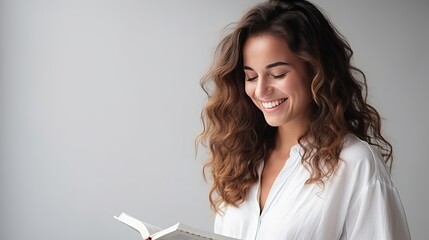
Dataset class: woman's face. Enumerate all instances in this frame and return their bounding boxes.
[243,34,312,128]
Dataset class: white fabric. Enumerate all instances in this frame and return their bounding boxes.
[214,134,411,240]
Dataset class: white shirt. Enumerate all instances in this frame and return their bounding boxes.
[214,134,411,240]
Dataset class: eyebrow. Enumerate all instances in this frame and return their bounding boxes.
[243,61,291,71]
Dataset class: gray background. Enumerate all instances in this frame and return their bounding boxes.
[0,0,427,239]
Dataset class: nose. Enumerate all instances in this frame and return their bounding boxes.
[255,77,273,98]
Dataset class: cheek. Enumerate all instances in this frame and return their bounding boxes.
[300,81,312,101]
[288,79,311,99]
[244,83,254,98]
[244,84,260,107]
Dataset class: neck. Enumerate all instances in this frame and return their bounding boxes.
[275,120,307,154]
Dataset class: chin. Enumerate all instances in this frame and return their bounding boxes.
[264,118,283,127]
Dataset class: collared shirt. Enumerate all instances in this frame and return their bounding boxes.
[214,135,411,240]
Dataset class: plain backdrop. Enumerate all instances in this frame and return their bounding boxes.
[0,0,428,239]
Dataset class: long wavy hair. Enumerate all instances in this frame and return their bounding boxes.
[197,0,392,212]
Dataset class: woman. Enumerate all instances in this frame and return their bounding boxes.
[198,0,411,239]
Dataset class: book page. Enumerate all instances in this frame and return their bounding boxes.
[176,223,238,240]
[114,212,150,238]
[115,212,238,240]
[144,221,162,236]
[152,223,238,240]
[156,231,219,240]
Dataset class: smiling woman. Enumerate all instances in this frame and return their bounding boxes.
[243,34,313,211]
[197,0,411,239]
[243,34,312,133]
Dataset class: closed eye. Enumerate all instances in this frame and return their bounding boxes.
[246,76,258,81]
[271,73,287,79]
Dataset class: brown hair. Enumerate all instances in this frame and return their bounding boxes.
[197,0,392,212]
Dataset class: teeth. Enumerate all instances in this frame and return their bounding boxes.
[262,99,286,109]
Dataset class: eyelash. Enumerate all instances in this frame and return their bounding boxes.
[271,73,286,79]
[245,73,287,81]
[246,76,257,81]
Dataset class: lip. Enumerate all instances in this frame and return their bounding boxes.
[261,98,287,110]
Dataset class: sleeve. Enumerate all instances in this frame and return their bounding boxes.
[344,180,411,240]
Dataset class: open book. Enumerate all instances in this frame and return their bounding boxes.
[114,212,238,240]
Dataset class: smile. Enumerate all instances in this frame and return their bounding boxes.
[262,98,286,109]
